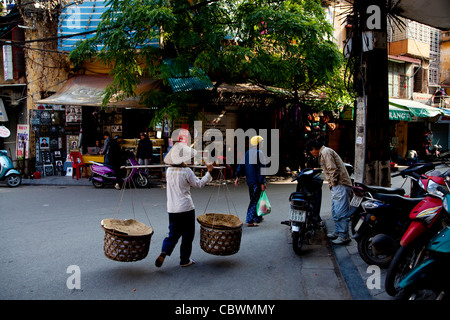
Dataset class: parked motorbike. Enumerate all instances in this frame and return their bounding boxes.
[353,193,424,268]
[89,157,149,188]
[349,163,441,267]
[426,142,443,162]
[281,167,323,254]
[396,224,450,300]
[0,150,21,187]
[385,172,450,296]
[350,162,437,232]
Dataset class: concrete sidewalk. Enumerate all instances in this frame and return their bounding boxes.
[21,175,164,188]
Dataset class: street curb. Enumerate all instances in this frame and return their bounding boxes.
[21,178,165,188]
[323,219,373,300]
[331,243,373,300]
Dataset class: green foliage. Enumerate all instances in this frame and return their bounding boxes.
[69,0,350,123]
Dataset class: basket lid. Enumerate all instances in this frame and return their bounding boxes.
[197,213,243,229]
[101,219,153,236]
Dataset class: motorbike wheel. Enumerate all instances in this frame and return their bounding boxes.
[134,173,149,188]
[356,230,395,268]
[385,245,421,296]
[395,287,447,300]
[6,174,21,187]
[292,231,303,254]
[92,179,104,188]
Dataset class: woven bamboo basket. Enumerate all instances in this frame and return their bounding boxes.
[197,213,243,256]
[101,219,153,262]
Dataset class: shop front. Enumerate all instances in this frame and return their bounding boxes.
[33,75,164,177]
[389,98,447,163]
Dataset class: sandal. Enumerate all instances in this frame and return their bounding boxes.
[246,223,259,227]
[155,252,166,268]
[180,259,196,267]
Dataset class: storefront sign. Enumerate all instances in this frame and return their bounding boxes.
[389,107,412,121]
[0,125,10,138]
[2,45,13,80]
[16,124,29,159]
[0,99,8,122]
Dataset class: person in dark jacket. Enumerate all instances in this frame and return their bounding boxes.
[136,132,153,173]
[234,135,266,227]
[102,132,113,165]
[102,132,122,189]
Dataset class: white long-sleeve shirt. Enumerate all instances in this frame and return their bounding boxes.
[166,166,212,213]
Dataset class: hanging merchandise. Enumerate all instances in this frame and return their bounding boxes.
[197,169,243,256]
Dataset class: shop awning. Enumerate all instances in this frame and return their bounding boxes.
[37,75,161,108]
[389,98,443,119]
[389,104,412,121]
[438,108,450,123]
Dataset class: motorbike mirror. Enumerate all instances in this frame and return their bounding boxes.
[437,186,449,195]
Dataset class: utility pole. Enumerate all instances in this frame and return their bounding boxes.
[352,0,391,187]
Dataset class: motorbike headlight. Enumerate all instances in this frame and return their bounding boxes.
[362,200,382,211]
[427,180,448,196]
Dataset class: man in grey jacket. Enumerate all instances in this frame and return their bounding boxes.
[306,139,352,244]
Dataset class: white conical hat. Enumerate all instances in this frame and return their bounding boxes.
[164,142,198,165]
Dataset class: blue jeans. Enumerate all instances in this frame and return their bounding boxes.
[161,210,195,264]
[246,184,263,224]
[331,184,352,237]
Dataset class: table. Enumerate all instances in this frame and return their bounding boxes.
[82,155,104,175]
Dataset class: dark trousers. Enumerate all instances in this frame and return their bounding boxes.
[246,184,263,224]
[161,210,195,264]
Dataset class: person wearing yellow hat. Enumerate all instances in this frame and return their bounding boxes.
[250,135,264,147]
[155,143,214,268]
[234,135,266,227]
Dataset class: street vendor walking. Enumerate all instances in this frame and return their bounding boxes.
[305,139,352,245]
[155,143,213,268]
[234,135,266,227]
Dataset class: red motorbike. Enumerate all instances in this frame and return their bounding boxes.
[385,172,450,296]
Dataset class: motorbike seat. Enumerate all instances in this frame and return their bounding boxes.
[289,192,312,209]
[361,184,405,196]
[373,193,424,211]
[289,192,312,201]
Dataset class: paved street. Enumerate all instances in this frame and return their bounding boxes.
[2,170,420,303]
[0,176,356,302]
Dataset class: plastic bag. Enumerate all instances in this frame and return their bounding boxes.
[257,191,272,216]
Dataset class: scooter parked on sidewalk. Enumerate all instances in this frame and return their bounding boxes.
[396,224,450,300]
[281,167,323,254]
[90,157,149,188]
[350,163,442,267]
[0,150,21,187]
[385,172,450,296]
[349,162,437,235]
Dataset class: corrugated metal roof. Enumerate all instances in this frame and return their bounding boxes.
[164,59,214,92]
[58,0,159,52]
[168,76,214,93]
